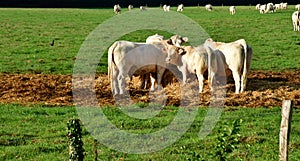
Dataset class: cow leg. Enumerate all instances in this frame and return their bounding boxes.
[196,71,205,93]
[112,69,119,95]
[156,67,165,90]
[232,71,241,94]
[178,66,188,85]
[117,72,126,95]
[150,73,156,91]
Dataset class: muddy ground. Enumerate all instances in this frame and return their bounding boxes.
[0,70,299,108]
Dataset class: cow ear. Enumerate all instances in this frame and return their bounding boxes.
[166,39,173,45]
[179,48,186,55]
[182,37,188,43]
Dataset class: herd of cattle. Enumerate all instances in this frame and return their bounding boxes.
[114,4,300,31]
[108,34,252,96]
[108,4,300,97]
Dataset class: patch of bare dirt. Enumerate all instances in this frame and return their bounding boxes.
[0,70,299,108]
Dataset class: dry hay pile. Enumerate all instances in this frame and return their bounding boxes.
[0,70,299,108]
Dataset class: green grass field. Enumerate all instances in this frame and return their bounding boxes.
[1,104,300,160]
[0,6,300,160]
[0,7,299,74]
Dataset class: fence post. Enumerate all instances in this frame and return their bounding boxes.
[279,100,293,161]
[67,119,85,161]
[94,139,98,161]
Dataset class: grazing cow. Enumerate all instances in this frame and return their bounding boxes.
[292,11,300,31]
[282,3,288,9]
[205,4,213,11]
[163,4,170,12]
[256,4,261,10]
[204,38,253,94]
[128,5,133,10]
[296,4,300,10]
[165,44,212,93]
[259,4,266,14]
[229,6,236,15]
[108,40,185,95]
[275,4,281,10]
[265,3,275,13]
[114,4,121,14]
[140,6,146,11]
[139,34,187,89]
[177,4,184,12]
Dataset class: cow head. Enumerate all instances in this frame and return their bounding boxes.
[167,35,188,47]
[165,45,186,65]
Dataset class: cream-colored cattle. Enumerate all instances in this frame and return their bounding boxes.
[165,44,211,93]
[229,6,236,15]
[205,4,213,11]
[256,4,261,10]
[177,4,184,12]
[128,5,133,10]
[163,4,170,12]
[204,38,253,94]
[108,39,185,95]
[292,11,300,31]
[295,4,300,10]
[114,4,121,14]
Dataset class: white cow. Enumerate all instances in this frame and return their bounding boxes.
[114,4,121,14]
[140,34,187,89]
[108,38,185,95]
[256,4,261,10]
[259,4,267,14]
[265,3,275,13]
[275,4,281,10]
[163,4,170,12]
[292,11,300,31]
[205,4,213,11]
[204,38,253,94]
[140,6,146,11]
[128,5,133,10]
[229,6,236,15]
[165,44,211,93]
[177,4,184,12]
[295,4,300,10]
[282,3,288,9]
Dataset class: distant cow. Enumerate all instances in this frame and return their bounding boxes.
[296,4,300,10]
[259,4,266,14]
[128,5,133,10]
[140,6,146,11]
[265,3,275,13]
[292,11,300,31]
[229,6,236,15]
[282,3,288,9]
[205,4,213,11]
[114,4,121,14]
[177,4,184,12]
[204,38,253,94]
[256,4,261,10]
[163,4,170,12]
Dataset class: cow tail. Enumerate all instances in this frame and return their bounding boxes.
[108,41,119,93]
[240,39,251,92]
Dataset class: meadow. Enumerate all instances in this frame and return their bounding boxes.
[0,6,299,74]
[0,6,300,160]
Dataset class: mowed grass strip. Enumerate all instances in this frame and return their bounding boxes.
[0,7,299,74]
[0,104,300,160]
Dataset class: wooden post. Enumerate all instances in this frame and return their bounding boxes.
[94,139,98,161]
[279,100,293,161]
